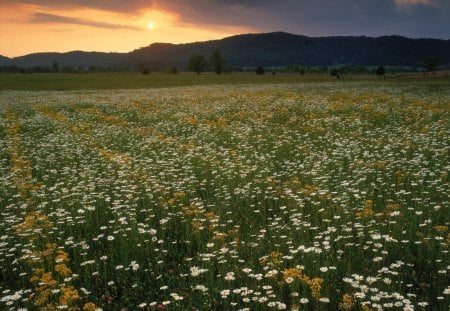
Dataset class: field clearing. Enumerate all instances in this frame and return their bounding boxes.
[1,72,449,91]
[0,80,449,310]
[0,73,336,91]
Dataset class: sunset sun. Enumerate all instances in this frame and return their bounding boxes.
[147,22,155,30]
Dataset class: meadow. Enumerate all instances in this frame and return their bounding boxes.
[0,72,447,91]
[0,77,448,310]
[0,72,339,91]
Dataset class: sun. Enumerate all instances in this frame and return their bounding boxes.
[147,22,155,30]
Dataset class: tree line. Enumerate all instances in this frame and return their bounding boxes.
[188,49,227,74]
[0,51,440,74]
[0,63,131,74]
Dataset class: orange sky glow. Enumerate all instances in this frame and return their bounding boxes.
[1,0,448,58]
[0,3,254,57]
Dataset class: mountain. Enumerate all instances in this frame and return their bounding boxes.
[1,32,449,70]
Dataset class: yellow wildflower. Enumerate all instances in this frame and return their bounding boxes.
[356,208,374,218]
[173,192,186,199]
[59,286,80,306]
[55,263,72,276]
[434,226,448,232]
[339,293,354,310]
[83,302,97,311]
[40,272,57,288]
[306,277,323,299]
[55,250,70,263]
[364,200,373,209]
[204,211,217,221]
[282,268,303,281]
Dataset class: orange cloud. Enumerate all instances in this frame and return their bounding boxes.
[0,2,251,57]
[1,0,448,57]
[31,12,142,30]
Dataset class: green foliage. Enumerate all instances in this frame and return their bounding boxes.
[424,56,439,72]
[256,67,265,75]
[376,66,386,76]
[62,66,77,73]
[51,62,59,73]
[329,68,339,76]
[188,55,208,74]
[354,66,370,74]
[209,49,226,75]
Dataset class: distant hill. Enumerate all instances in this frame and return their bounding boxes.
[0,55,11,65]
[1,32,449,70]
[12,51,124,68]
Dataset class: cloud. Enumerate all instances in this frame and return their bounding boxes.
[3,0,450,38]
[158,0,450,38]
[3,0,154,13]
[31,12,142,30]
[394,0,433,5]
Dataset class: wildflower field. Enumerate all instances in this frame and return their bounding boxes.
[0,79,449,310]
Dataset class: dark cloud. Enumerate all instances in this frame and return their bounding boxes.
[31,12,142,31]
[4,0,450,38]
[162,0,450,38]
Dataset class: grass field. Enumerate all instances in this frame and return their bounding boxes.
[0,72,332,91]
[1,72,449,91]
[0,77,449,310]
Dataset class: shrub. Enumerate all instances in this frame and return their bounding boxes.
[188,55,207,74]
[210,50,226,75]
[376,66,386,76]
[329,68,339,76]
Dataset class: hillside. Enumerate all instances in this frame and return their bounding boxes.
[1,32,449,70]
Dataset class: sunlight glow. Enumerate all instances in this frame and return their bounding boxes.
[0,5,252,57]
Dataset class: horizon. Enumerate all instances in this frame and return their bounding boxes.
[1,0,449,58]
[1,31,449,59]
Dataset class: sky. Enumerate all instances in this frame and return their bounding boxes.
[1,0,449,57]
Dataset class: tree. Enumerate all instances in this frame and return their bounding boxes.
[88,65,97,73]
[62,66,75,73]
[376,66,386,76]
[355,66,369,74]
[424,56,439,72]
[256,67,265,75]
[329,68,339,76]
[138,63,150,74]
[52,62,59,73]
[188,55,207,74]
[210,49,226,74]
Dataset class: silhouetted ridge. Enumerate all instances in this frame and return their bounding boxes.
[1,32,449,69]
